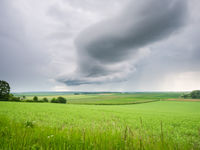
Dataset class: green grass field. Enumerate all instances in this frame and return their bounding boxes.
[1,93,200,149]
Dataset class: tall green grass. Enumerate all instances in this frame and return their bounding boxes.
[0,101,200,149]
[0,116,197,150]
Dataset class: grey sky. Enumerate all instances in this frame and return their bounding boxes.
[0,0,200,92]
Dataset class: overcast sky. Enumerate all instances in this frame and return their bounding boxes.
[0,0,200,92]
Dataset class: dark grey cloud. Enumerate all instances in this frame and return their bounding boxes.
[58,0,188,86]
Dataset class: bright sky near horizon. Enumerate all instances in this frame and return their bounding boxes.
[0,0,200,92]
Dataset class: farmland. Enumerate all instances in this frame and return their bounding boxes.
[0,93,200,149]
[14,92,182,105]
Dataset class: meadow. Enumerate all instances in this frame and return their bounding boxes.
[0,93,200,149]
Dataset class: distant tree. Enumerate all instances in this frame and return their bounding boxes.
[42,97,48,102]
[51,98,57,103]
[51,97,67,104]
[181,90,200,99]
[57,97,67,103]
[181,93,190,99]
[33,96,38,102]
[0,80,10,101]
[190,90,200,99]
[22,96,26,100]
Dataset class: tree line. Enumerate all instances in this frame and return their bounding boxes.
[0,80,67,104]
[181,90,200,99]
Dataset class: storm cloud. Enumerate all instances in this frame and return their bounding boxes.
[58,0,188,86]
[1,0,200,92]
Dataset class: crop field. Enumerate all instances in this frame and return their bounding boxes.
[1,93,200,149]
[14,92,183,105]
